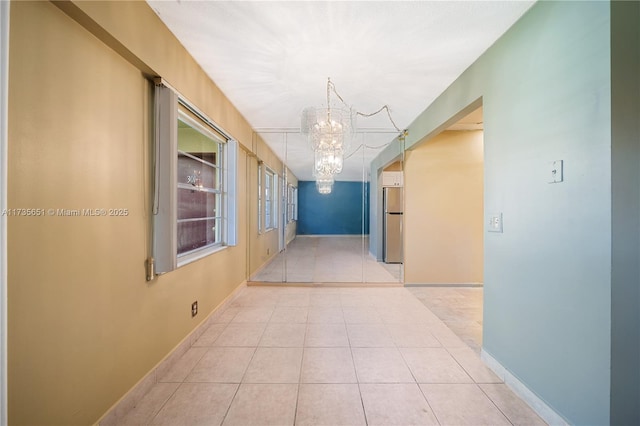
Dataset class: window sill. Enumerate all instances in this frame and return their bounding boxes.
[177,244,227,268]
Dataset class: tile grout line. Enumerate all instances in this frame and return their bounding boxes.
[343,300,369,426]
[476,384,518,426]
[145,310,237,425]
[396,343,443,426]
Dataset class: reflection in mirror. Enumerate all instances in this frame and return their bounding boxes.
[249,130,403,285]
[363,135,404,284]
[378,157,404,283]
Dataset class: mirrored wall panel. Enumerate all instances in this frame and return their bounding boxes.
[249,130,403,285]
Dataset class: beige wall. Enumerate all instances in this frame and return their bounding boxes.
[384,161,403,171]
[404,130,484,284]
[7,2,288,424]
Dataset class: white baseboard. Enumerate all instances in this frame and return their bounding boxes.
[97,281,248,425]
[481,349,570,426]
[404,283,483,287]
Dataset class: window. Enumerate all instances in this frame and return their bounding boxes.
[287,184,297,223]
[177,112,222,255]
[257,163,262,234]
[264,168,276,230]
[153,83,237,273]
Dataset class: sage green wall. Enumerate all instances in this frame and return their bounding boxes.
[480,4,611,423]
[372,1,638,424]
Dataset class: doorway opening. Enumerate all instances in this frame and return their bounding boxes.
[403,105,485,353]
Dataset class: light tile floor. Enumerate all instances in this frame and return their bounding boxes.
[250,236,403,283]
[408,287,483,354]
[117,286,547,425]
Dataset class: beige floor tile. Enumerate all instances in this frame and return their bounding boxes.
[346,324,395,347]
[376,308,425,324]
[342,307,382,323]
[259,323,306,347]
[448,346,502,383]
[270,307,308,323]
[212,307,241,324]
[431,323,469,348]
[352,347,414,383]
[213,323,266,347]
[420,383,511,425]
[243,347,303,383]
[304,324,349,347]
[295,384,366,426]
[360,383,439,426]
[222,383,297,426]
[307,307,344,323]
[192,323,227,347]
[276,294,310,307]
[400,347,473,384]
[480,384,547,426]
[230,307,274,323]
[300,347,357,383]
[116,383,179,426]
[150,383,238,426]
[186,347,255,383]
[386,323,442,348]
[231,292,276,308]
[309,293,341,307]
[340,295,374,308]
[158,347,208,383]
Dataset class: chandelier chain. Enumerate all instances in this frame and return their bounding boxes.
[326,78,400,132]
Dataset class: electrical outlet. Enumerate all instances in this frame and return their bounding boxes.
[191,301,198,317]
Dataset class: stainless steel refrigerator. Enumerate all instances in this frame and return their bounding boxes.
[384,187,403,263]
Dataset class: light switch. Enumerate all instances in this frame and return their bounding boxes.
[488,213,503,233]
[549,160,563,183]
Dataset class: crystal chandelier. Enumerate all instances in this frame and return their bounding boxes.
[301,77,403,194]
[301,78,355,194]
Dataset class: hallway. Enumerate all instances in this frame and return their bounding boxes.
[107,286,545,425]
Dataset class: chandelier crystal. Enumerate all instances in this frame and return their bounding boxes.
[302,107,355,153]
[315,173,334,195]
[314,147,343,175]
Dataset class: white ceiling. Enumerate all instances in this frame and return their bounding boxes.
[147,1,534,181]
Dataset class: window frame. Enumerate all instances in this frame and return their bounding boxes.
[264,167,276,231]
[175,109,224,264]
[287,184,298,223]
[257,162,263,234]
[153,82,237,274]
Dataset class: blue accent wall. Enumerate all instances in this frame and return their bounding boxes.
[298,181,369,235]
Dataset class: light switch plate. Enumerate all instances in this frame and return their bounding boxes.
[488,212,503,233]
[549,160,563,183]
